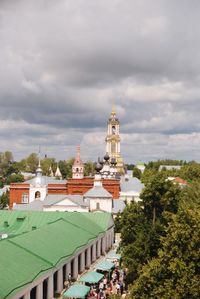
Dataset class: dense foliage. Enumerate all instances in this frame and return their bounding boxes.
[0,150,95,185]
[116,160,200,298]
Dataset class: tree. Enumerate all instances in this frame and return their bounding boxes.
[140,173,181,227]
[5,173,24,185]
[129,200,200,299]
[41,157,56,176]
[0,151,14,176]
[0,191,9,209]
[114,212,122,233]
[26,153,38,173]
[178,161,200,182]
[84,161,95,176]
[120,202,161,283]
[132,167,142,179]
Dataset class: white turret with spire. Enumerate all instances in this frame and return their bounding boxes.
[29,153,47,203]
[55,164,62,180]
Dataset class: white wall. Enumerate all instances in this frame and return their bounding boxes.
[90,198,112,212]
[29,186,47,203]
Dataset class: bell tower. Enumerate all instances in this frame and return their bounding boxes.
[105,106,125,175]
[72,145,84,179]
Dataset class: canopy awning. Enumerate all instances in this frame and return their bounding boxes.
[63,284,90,298]
[95,260,115,271]
[80,271,104,283]
[106,250,121,260]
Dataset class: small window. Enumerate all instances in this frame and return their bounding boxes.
[112,126,116,134]
[21,193,29,203]
[35,191,41,199]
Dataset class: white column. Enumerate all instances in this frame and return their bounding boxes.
[24,292,30,299]
[47,275,54,299]
[102,237,106,254]
[57,268,63,293]
[73,256,78,279]
[65,262,71,280]
[97,240,101,258]
[36,283,43,299]
[80,251,85,272]
[111,231,114,246]
[86,247,91,268]
[92,243,96,262]
[109,233,112,248]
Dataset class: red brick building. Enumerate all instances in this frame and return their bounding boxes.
[9,177,120,208]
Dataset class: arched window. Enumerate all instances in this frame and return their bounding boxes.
[112,126,116,134]
[35,191,41,199]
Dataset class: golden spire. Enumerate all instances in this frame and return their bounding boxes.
[111,101,116,116]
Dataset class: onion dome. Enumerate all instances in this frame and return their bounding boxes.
[111,157,117,165]
[99,158,104,165]
[95,161,103,173]
[104,153,110,161]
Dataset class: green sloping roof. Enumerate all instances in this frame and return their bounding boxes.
[80,271,104,283]
[0,240,51,299]
[82,213,113,231]
[63,284,90,298]
[10,219,97,266]
[95,260,115,271]
[0,211,113,299]
[0,211,113,238]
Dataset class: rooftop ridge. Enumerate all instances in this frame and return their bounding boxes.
[8,238,54,267]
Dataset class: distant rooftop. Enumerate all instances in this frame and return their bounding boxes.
[159,165,181,171]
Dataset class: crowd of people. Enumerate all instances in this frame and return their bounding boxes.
[61,256,127,298]
[87,266,127,299]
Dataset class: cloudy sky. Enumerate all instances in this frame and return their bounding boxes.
[0,0,200,163]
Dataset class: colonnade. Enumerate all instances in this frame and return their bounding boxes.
[14,229,114,299]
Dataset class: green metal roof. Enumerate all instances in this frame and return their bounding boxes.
[80,271,104,283]
[63,284,90,298]
[0,240,51,299]
[11,218,96,266]
[95,260,115,271]
[0,211,112,238]
[0,211,113,299]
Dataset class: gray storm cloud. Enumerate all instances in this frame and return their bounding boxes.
[0,0,200,162]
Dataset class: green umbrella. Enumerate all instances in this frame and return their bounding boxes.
[106,250,121,260]
[63,284,90,298]
[80,271,104,283]
[95,260,115,271]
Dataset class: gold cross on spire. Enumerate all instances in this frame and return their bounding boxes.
[111,101,116,116]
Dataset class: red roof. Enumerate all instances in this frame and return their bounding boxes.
[174,177,188,185]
